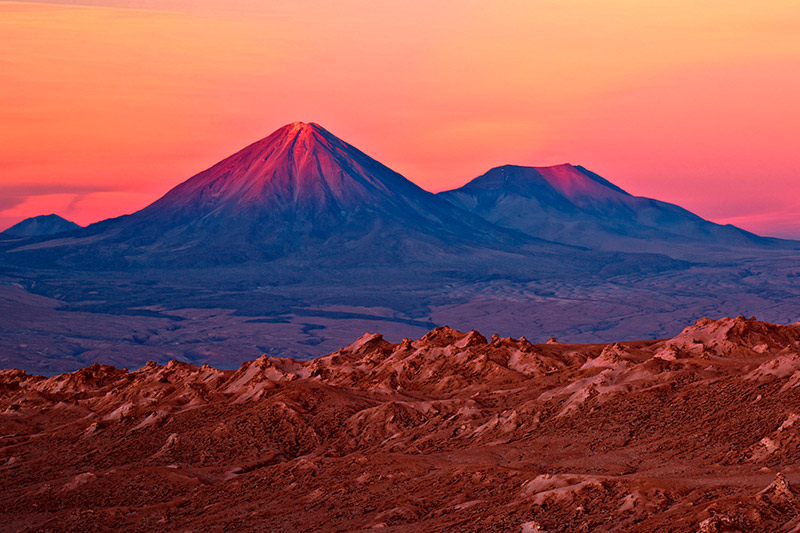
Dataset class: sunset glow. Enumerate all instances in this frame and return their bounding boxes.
[2,0,799,237]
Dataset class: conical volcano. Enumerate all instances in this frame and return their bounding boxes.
[23,123,527,267]
[142,122,450,223]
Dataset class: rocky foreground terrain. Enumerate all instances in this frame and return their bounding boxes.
[3,316,800,532]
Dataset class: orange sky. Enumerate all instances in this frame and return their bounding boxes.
[1,0,799,237]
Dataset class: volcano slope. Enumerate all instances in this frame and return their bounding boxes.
[3,317,800,532]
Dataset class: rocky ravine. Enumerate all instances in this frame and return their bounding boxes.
[3,316,800,532]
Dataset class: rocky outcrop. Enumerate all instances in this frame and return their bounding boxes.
[2,317,800,531]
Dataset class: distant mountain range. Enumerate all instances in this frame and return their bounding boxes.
[1,122,795,270]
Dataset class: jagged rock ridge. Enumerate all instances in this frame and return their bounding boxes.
[3,316,800,531]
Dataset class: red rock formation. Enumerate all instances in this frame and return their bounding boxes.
[3,317,800,531]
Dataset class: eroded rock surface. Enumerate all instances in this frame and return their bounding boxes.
[3,316,800,531]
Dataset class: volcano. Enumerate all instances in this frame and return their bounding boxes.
[12,123,529,267]
[438,164,780,255]
[139,122,476,231]
[117,122,529,262]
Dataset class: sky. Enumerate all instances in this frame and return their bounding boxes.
[1,0,799,238]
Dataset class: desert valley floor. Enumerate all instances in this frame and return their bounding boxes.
[2,244,800,376]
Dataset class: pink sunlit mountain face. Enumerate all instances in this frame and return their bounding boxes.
[144,122,438,218]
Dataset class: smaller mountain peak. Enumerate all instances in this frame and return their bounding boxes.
[1,213,80,236]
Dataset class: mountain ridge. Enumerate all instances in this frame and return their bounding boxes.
[3,123,796,268]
